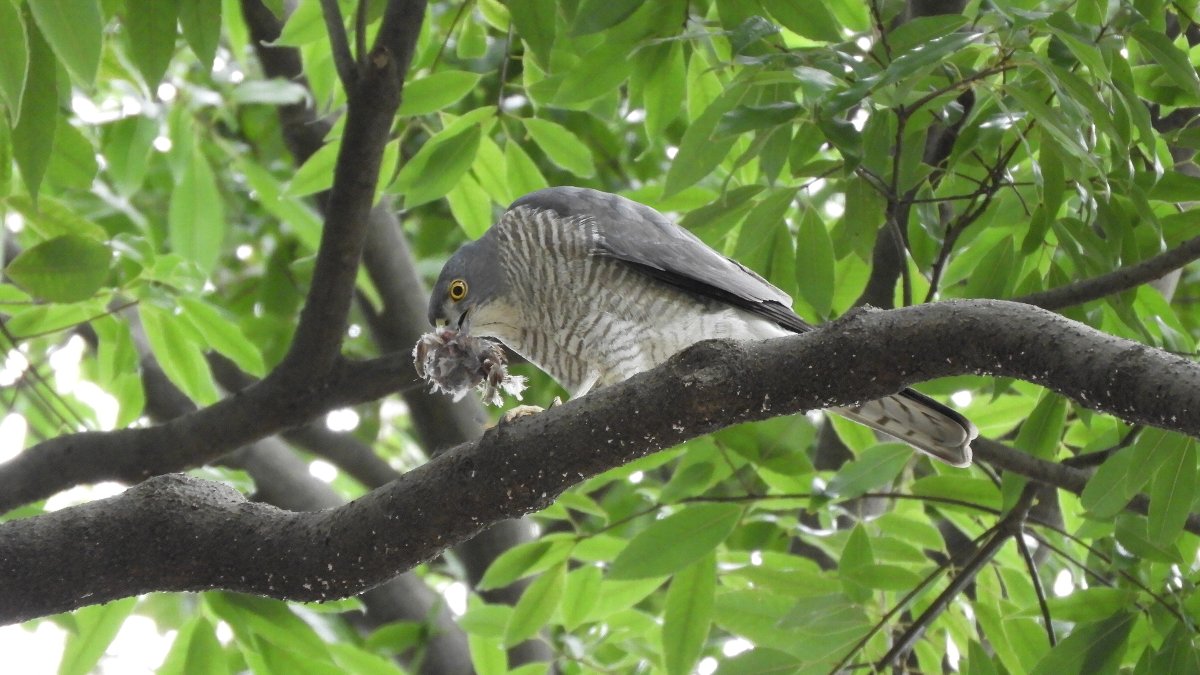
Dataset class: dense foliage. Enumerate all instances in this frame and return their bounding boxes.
[3,0,1200,672]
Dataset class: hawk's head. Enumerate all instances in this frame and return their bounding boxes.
[428,236,509,335]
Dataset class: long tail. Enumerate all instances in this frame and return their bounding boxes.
[833,389,977,467]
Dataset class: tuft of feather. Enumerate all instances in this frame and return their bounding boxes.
[413,328,527,406]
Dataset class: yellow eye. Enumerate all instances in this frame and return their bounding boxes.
[448,279,468,302]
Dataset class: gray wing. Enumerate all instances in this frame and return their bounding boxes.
[508,187,976,466]
[509,187,813,333]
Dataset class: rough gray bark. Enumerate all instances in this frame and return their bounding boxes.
[4,300,1200,622]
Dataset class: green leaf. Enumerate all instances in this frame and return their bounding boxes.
[728,15,779,54]
[1013,392,1067,459]
[715,647,802,674]
[521,118,594,178]
[6,298,107,339]
[6,195,108,240]
[1126,427,1185,494]
[397,70,482,116]
[635,41,685,139]
[285,139,338,197]
[364,621,425,653]
[169,147,225,273]
[392,124,482,207]
[103,114,158,196]
[765,2,841,42]
[5,234,110,303]
[468,633,506,675]
[715,102,802,137]
[505,140,548,198]
[910,475,1002,512]
[552,41,634,106]
[124,0,180,88]
[179,297,266,377]
[609,503,741,579]
[1150,624,1200,674]
[962,237,1014,299]
[1029,612,1136,675]
[0,0,28,122]
[561,564,602,630]
[584,575,668,622]
[795,207,835,317]
[12,14,57,201]
[505,562,565,646]
[507,0,555,68]
[662,552,716,675]
[833,176,883,261]
[572,0,642,35]
[140,303,220,405]
[1148,438,1196,547]
[1036,588,1137,624]
[458,601,511,639]
[1131,25,1200,101]
[179,0,221,70]
[1080,447,1136,519]
[45,117,98,190]
[478,535,574,590]
[447,172,493,238]
[205,593,330,661]
[273,0,325,47]
[159,616,228,675]
[28,0,102,85]
[826,443,911,500]
[58,597,138,675]
[664,85,745,197]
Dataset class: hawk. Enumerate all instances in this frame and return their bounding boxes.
[428,187,976,466]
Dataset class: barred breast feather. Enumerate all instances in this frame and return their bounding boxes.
[477,188,976,467]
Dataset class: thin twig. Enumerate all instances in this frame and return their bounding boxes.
[1015,235,1200,310]
[354,0,367,65]
[319,0,357,89]
[874,483,1039,670]
[1016,530,1057,646]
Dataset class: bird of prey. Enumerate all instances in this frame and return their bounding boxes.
[428,187,977,466]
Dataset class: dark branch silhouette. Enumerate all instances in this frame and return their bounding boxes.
[1015,235,1200,310]
[5,300,1200,622]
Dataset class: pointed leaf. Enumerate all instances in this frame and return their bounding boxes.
[1148,438,1196,547]
[178,297,266,377]
[59,598,139,675]
[141,304,220,405]
[179,0,221,70]
[662,552,716,675]
[28,0,102,85]
[1029,612,1136,675]
[169,147,225,273]
[124,0,180,88]
[795,207,834,317]
[504,562,565,646]
[572,0,642,35]
[392,124,482,207]
[0,0,28,122]
[12,15,57,201]
[397,70,483,116]
[521,118,594,178]
[5,234,110,303]
[609,503,741,579]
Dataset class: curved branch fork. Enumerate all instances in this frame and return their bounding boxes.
[2,300,1198,623]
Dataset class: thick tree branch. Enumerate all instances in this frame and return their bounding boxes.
[234,6,541,660]
[1014,234,1200,310]
[0,0,428,514]
[4,300,1200,621]
[135,323,471,674]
